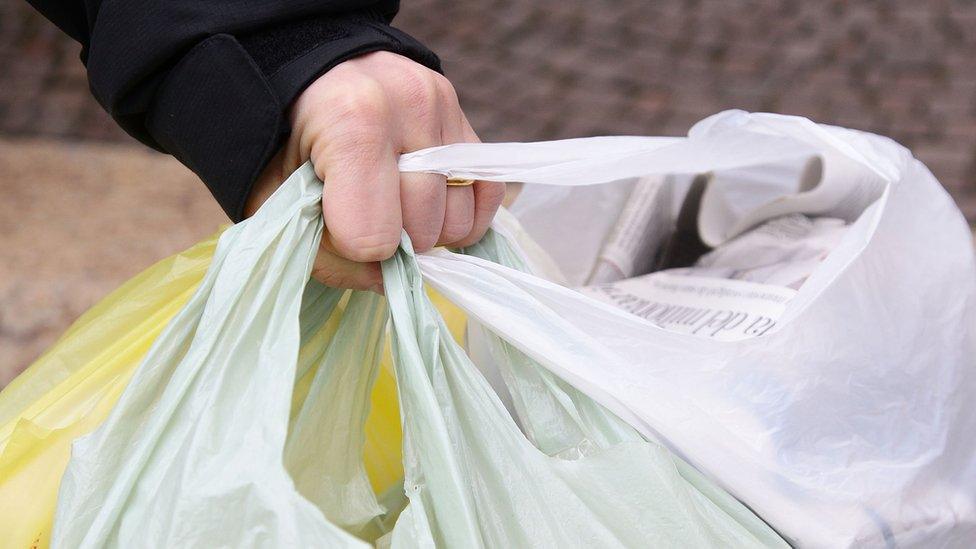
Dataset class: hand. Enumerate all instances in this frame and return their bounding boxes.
[245,51,505,292]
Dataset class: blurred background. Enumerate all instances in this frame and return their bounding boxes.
[2,0,975,385]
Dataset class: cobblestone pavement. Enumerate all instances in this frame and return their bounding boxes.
[2,0,976,219]
[1,1,976,383]
[0,139,223,386]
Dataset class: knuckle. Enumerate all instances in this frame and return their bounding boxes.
[408,226,440,253]
[329,77,390,124]
[434,74,461,108]
[454,222,490,247]
[441,215,474,243]
[479,181,507,209]
[319,125,388,163]
[431,72,453,91]
[399,69,440,117]
[335,230,400,262]
[452,182,506,247]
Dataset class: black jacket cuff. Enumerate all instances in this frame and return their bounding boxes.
[146,12,440,221]
[240,12,442,112]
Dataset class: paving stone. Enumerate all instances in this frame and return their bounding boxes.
[0,138,224,385]
[0,0,972,209]
[2,0,976,384]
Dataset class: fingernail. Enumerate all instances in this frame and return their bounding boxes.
[369,283,385,295]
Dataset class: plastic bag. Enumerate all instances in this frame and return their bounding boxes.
[0,233,217,548]
[50,168,375,547]
[405,110,976,547]
[0,238,407,548]
[50,163,783,547]
[383,234,783,547]
[461,231,784,546]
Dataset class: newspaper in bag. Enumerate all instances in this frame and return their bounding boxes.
[402,110,976,547]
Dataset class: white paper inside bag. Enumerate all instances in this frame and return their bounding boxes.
[404,110,976,547]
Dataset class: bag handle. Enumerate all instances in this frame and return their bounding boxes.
[398,133,819,187]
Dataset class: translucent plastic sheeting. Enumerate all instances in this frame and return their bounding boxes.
[383,233,783,547]
[405,111,976,547]
[0,233,219,548]
[49,162,783,548]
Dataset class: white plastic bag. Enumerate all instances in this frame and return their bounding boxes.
[382,235,783,548]
[52,160,783,547]
[404,110,976,547]
[461,231,785,547]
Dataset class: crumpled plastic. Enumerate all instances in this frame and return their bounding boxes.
[47,162,783,548]
[0,232,218,548]
[410,111,976,547]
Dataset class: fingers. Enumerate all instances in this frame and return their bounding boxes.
[311,84,403,263]
[399,171,446,252]
[439,185,475,245]
[453,180,507,248]
[398,69,459,249]
[286,52,501,292]
[448,114,506,248]
[310,235,383,292]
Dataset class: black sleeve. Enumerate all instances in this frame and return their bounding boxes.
[25,1,441,221]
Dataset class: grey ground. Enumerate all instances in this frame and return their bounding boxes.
[1,0,974,384]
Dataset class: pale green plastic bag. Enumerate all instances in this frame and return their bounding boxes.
[381,230,785,547]
[285,290,389,536]
[462,231,787,546]
[53,163,784,548]
[52,164,369,547]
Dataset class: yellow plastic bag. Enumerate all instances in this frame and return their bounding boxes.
[0,233,218,548]
[0,229,468,548]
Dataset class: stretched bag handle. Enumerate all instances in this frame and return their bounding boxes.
[398,133,819,187]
